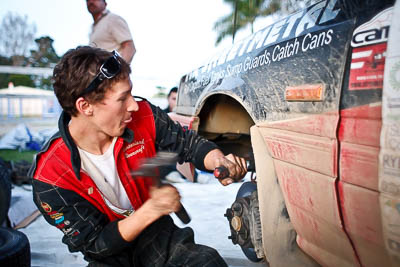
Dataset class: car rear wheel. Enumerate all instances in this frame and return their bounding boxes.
[225,181,264,263]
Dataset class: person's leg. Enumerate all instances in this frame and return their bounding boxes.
[133,216,227,267]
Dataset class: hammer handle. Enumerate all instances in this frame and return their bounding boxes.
[176,204,191,224]
[214,166,230,179]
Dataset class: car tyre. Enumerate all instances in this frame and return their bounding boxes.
[0,227,31,267]
[0,158,12,226]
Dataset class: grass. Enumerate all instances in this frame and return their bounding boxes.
[0,149,37,163]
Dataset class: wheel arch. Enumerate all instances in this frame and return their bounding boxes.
[195,92,255,157]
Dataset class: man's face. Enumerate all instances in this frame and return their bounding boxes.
[90,79,138,137]
[168,92,177,112]
[86,0,106,15]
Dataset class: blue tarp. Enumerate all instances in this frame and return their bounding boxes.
[0,124,57,151]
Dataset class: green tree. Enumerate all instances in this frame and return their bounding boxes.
[28,36,60,90]
[9,74,35,88]
[0,55,11,89]
[0,35,60,90]
[153,86,167,98]
[214,0,280,45]
[28,36,60,68]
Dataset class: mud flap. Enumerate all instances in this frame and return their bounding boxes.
[250,125,320,267]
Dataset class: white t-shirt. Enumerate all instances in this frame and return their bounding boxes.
[79,137,132,211]
[89,10,132,53]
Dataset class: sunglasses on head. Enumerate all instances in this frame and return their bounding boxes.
[79,50,121,97]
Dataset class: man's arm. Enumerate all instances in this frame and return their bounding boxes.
[118,185,181,241]
[109,14,136,63]
[33,177,181,255]
[119,40,135,64]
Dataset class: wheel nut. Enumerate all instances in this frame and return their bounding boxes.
[232,203,243,215]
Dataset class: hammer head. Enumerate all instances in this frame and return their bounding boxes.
[130,151,178,177]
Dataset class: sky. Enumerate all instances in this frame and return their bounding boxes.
[0,0,272,98]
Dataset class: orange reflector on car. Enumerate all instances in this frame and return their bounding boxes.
[285,84,324,101]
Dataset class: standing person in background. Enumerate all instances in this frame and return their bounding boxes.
[161,86,186,183]
[87,0,136,64]
[163,87,178,113]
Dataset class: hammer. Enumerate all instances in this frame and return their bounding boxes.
[130,152,191,224]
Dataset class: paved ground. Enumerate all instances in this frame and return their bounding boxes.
[173,177,267,267]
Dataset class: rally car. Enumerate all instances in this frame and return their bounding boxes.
[170,0,400,266]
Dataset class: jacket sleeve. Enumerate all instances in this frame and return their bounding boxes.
[150,103,219,171]
[32,179,132,260]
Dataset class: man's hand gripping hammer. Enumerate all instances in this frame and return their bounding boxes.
[130,152,191,224]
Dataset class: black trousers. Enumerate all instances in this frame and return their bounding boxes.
[88,216,228,267]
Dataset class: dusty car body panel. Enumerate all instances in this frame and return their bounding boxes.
[173,0,398,266]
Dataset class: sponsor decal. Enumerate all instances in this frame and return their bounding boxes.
[124,138,145,152]
[50,212,64,220]
[380,4,400,264]
[385,199,400,214]
[71,230,80,236]
[381,181,400,197]
[389,230,400,238]
[388,98,400,109]
[388,239,400,253]
[389,60,400,92]
[56,223,65,229]
[351,7,393,48]
[125,138,146,158]
[381,194,400,253]
[41,202,52,213]
[385,124,400,151]
[349,43,386,90]
[88,187,94,195]
[62,227,73,235]
[55,216,65,224]
[191,29,334,88]
[383,153,400,177]
[385,58,400,110]
[186,0,340,86]
[126,146,145,158]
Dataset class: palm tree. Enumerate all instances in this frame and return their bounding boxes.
[214,0,280,45]
[214,0,318,45]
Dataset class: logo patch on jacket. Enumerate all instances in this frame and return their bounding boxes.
[125,138,146,158]
[41,202,52,212]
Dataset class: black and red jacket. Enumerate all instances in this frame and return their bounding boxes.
[29,99,218,263]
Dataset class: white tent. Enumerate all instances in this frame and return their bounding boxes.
[0,85,55,96]
[0,84,60,117]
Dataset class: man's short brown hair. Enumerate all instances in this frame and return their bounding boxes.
[53,46,131,116]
